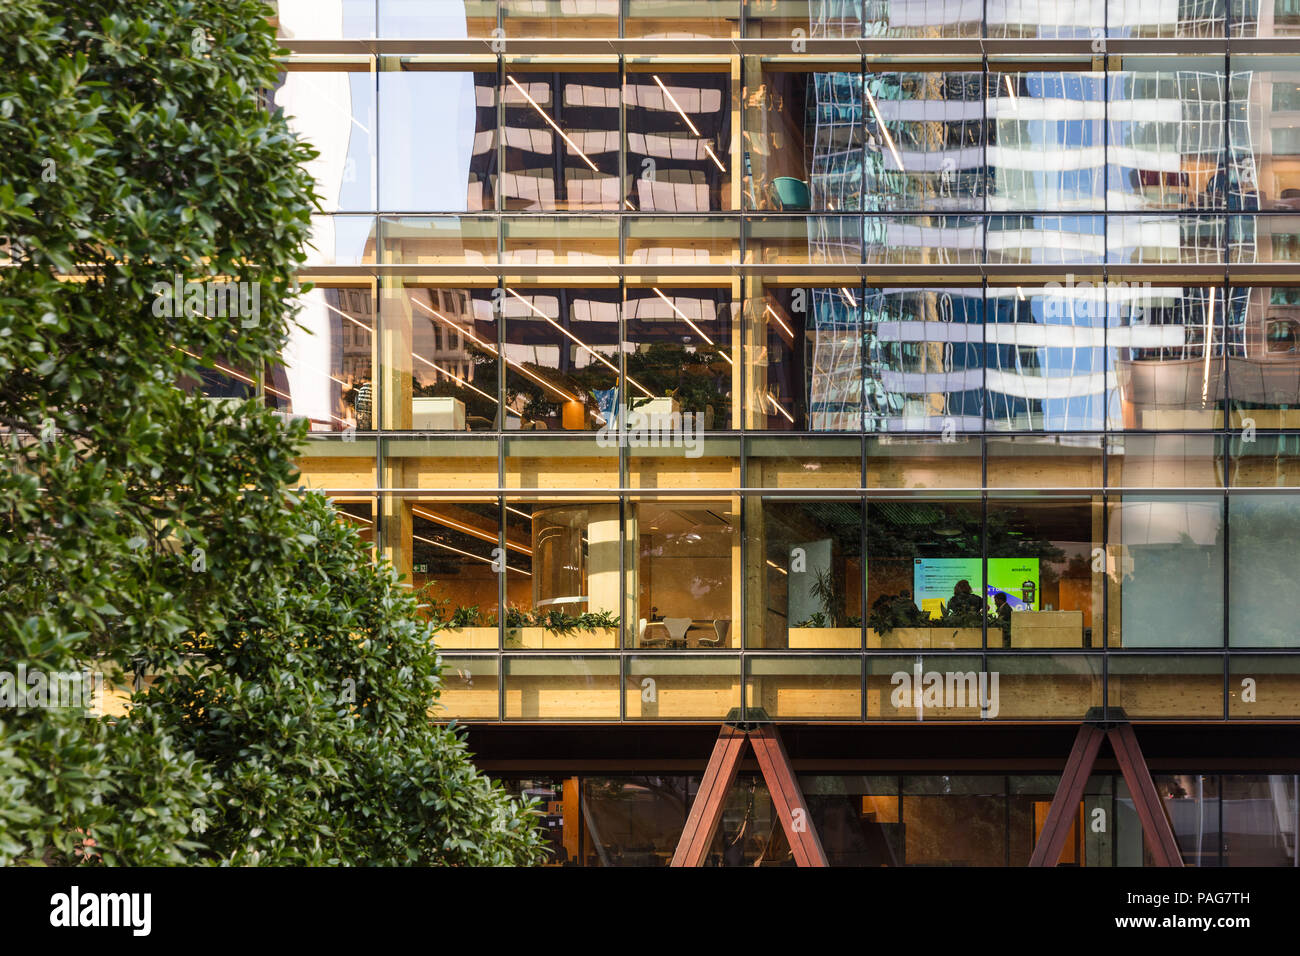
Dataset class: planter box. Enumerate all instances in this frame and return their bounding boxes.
[412,396,466,430]
[1010,611,1085,648]
[506,626,619,649]
[435,626,498,649]
[787,627,861,649]
[868,627,982,649]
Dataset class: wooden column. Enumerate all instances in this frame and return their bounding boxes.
[671,724,747,867]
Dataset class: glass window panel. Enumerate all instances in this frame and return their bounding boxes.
[412,500,502,647]
[1107,284,1225,431]
[1231,214,1300,261]
[745,0,864,37]
[987,497,1104,649]
[625,71,733,211]
[868,0,981,36]
[1115,775,1220,866]
[1107,68,1226,210]
[502,69,621,211]
[987,285,1105,431]
[626,438,742,490]
[864,72,986,212]
[626,498,740,650]
[1109,495,1224,648]
[987,1,1103,38]
[1108,0,1225,37]
[865,215,985,264]
[496,777,574,865]
[744,436,863,487]
[504,0,619,36]
[502,286,620,430]
[1228,431,1300,485]
[1107,655,1225,718]
[276,0,375,38]
[989,73,1105,212]
[752,497,863,649]
[296,436,379,489]
[502,215,620,264]
[378,0,498,37]
[332,500,377,550]
[434,656,500,720]
[866,499,984,648]
[1230,655,1300,717]
[986,434,1104,488]
[1107,214,1226,263]
[270,285,375,433]
[380,435,498,487]
[381,283,499,430]
[900,775,1007,864]
[504,435,620,488]
[379,216,497,265]
[380,66,497,211]
[1219,775,1300,866]
[275,71,375,212]
[580,777,696,867]
[503,656,620,719]
[746,216,864,264]
[868,287,985,433]
[988,654,1103,719]
[866,434,982,487]
[744,68,862,213]
[746,656,862,719]
[624,0,741,38]
[305,214,378,266]
[749,285,863,431]
[623,215,740,263]
[1229,496,1300,646]
[625,656,741,718]
[986,214,1107,264]
[796,775,903,867]
[1233,0,1300,37]
[1226,288,1300,429]
[624,287,737,430]
[503,499,621,649]
[1230,58,1300,210]
[1106,434,1226,487]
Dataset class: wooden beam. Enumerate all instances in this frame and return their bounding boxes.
[670,723,746,867]
[1108,723,1184,868]
[749,725,829,867]
[1028,723,1105,867]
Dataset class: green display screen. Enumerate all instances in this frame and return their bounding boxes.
[913,558,1040,619]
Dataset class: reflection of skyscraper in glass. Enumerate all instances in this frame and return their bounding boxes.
[803,1,1277,431]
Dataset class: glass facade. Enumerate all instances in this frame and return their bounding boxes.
[496,772,1300,866]
[274,9,1300,738]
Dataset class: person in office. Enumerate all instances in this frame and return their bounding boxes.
[993,592,1013,647]
[947,579,983,616]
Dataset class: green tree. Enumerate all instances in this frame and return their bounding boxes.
[0,0,543,865]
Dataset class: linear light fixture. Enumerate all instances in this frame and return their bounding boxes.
[766,391,795,424]
[863,83,904,172]
[507,75,600,172]
[840,287,858,308]
[413,532,531,576]
[1202,286,1215,406]
[652,287,733,366]
[507,288,654,399]
[764,304,793,338]
[413,506,531,555]
[652,74,726,173]
[1004,75,1018,107]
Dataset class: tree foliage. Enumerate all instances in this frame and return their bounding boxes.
[0,0,544,865]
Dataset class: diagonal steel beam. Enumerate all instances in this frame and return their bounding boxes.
[1109,723,1184,868]
[749,725,828,867]
[1029,723,1106,867]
